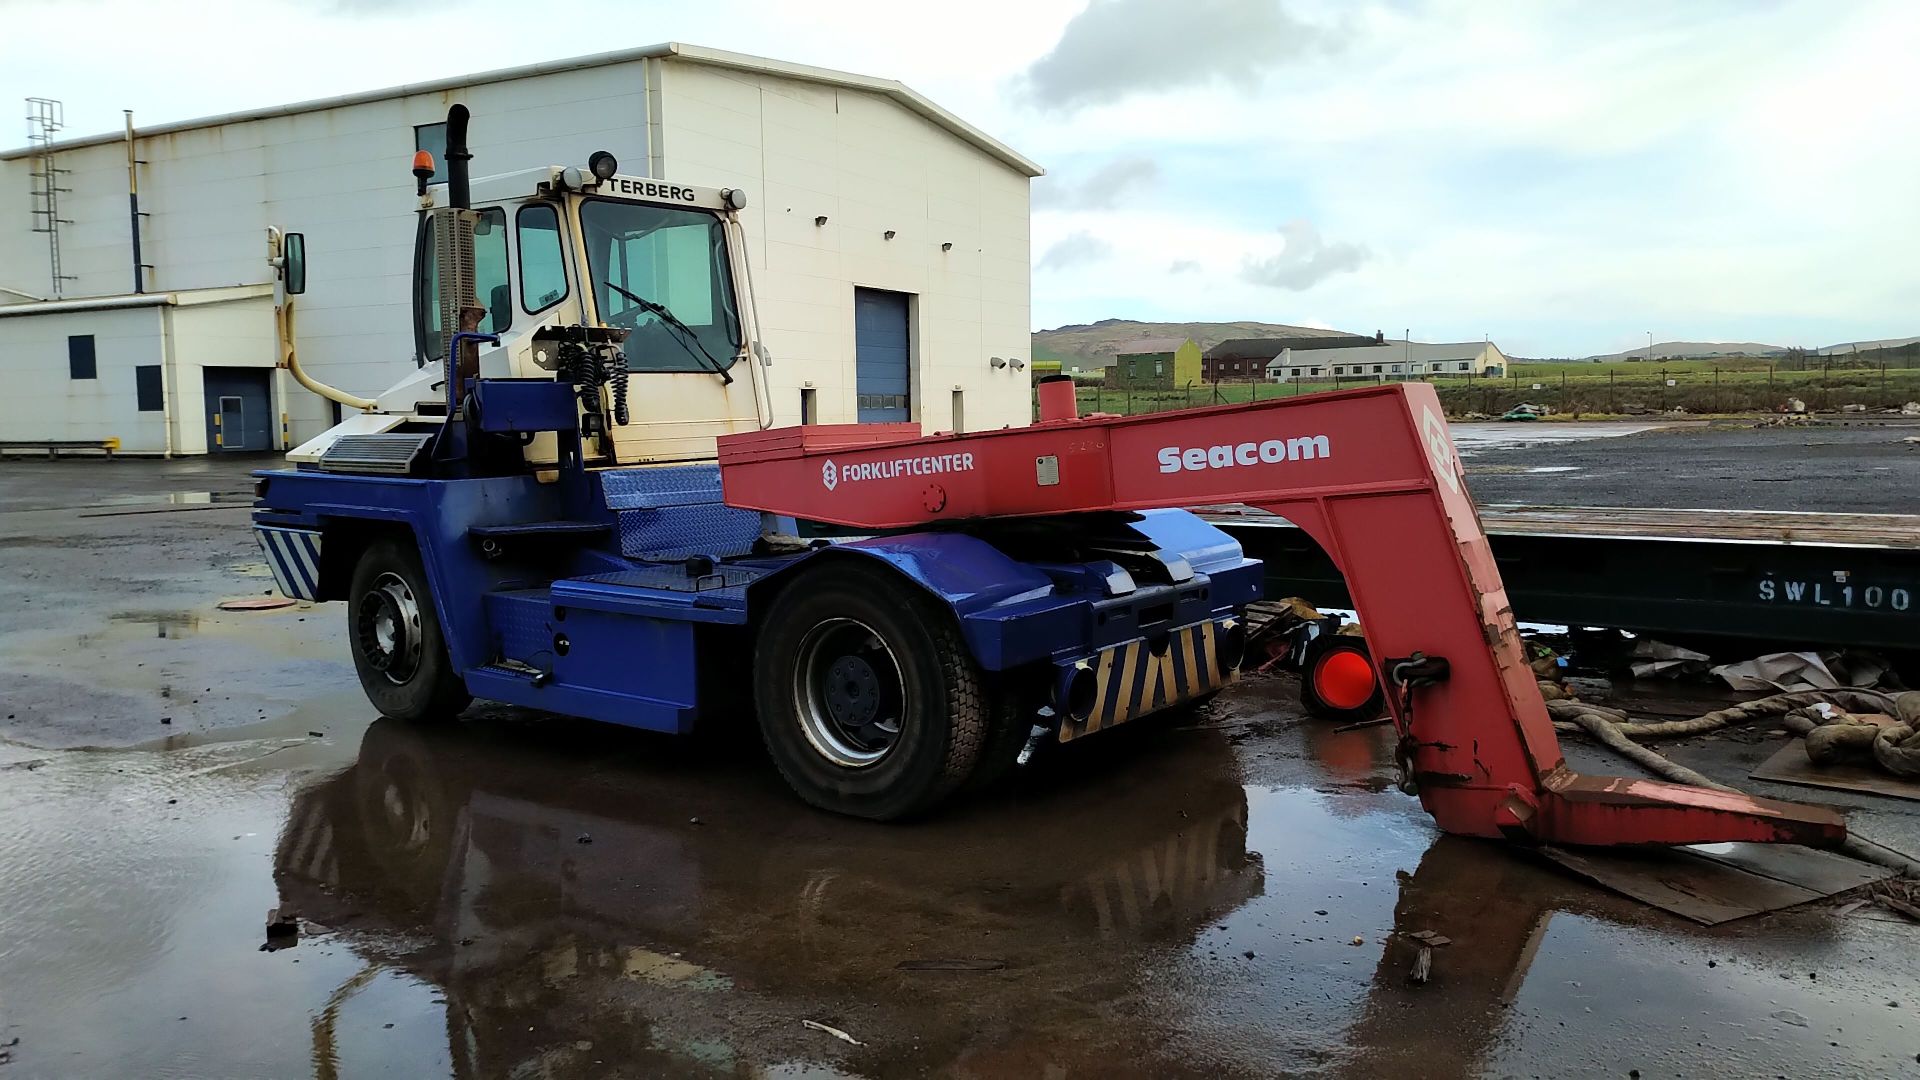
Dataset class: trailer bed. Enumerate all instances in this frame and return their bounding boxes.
[1209,504,1920,651]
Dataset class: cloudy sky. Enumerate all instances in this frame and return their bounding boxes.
[4,0,1913,356]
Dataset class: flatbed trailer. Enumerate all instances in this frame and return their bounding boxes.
[1211,505,1920,654]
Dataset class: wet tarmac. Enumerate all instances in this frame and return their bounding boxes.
[3,456,1919,1078]
[1463,419,1920,514]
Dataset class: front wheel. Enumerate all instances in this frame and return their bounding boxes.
[753,561,985,820]
[347,538,471,722]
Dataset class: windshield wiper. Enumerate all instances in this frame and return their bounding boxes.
[602,281,734,385]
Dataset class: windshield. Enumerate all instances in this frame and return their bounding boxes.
[579,198,741,373]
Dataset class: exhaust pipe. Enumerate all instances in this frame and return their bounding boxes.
[1036,374,1078,422]
[444,105,471,210]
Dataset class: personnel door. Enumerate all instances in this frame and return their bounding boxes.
[854,288,911,423]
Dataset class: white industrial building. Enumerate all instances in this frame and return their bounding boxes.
[1266,340,1509,382]
[0,43,1039,455]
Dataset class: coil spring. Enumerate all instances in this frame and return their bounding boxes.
[609,349,630,426]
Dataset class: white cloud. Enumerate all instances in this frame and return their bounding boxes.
[1240,220,1369,291]
[1015,0,1332,112]
[1036,231,1113,271]
[1033,156,1158,209]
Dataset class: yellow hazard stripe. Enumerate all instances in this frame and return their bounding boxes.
[1058,620,1238,743]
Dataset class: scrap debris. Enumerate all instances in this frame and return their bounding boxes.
[1873,880,1920,922]
[801,1019,865,1047]
[263,908,300,951]
[1714,650,1890,693]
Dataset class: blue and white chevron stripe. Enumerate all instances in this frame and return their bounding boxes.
[255,526,322,601]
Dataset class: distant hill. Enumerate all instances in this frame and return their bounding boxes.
[1032,319,1368,367]
[1579,335,1920,361]
[1827,335,1920,353]
[1582,341,1788,361]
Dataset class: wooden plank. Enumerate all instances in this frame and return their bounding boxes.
[1750,740,1920,803]
[1542,845,1822,925]
[1681,841,1892,896]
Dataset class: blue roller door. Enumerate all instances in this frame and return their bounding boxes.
[203,367,273,452]
[854,288,911,423]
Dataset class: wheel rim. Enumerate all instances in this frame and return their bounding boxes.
[355,571,424,685]
[792,616,906,768]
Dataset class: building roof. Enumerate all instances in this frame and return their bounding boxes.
[0,43,1043,177]
[1207,335,1373,360]
[1267,341,1498,368]
[1111,337,1191,356]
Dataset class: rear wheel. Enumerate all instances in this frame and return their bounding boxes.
[347,538,471,722]
[1299,635,1384,725]
[753,561,985,820]
[967,694,1037,792]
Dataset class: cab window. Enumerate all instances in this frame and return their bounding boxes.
[517,204,569,314]
[415,207,511,363]
[579,198,740,373]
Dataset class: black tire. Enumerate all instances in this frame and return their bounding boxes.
[347,537,471,722]
[753,560,985,820]
[1299,635,1385,725]
[967,694,1036,792]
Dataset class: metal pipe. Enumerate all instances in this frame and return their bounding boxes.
[156,303,176,458]
[277,296,376,411]
[125,110,144,294]
[1036,375,1078,422]
[444,105,471,210]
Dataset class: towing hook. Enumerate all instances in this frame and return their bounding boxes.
[1387,652,1451,688]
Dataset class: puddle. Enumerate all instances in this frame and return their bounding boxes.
[1525,465,1581,474]
[8,490,253,514]
[106,610,202,639]
[0,695,1914,1077]
[86,490,247,508]
[1448,421,1664,457]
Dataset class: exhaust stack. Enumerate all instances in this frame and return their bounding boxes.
[444,104,471,210]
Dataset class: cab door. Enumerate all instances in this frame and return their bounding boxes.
[573,196,762,464]
[411,206,513,377]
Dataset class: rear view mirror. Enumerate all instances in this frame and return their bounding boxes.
[283,232,307,295]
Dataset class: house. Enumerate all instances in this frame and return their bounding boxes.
[1266,340,1509,382]
[1202,333,1378,380]
[1106,336,1201,387]
[0,43,1040,453]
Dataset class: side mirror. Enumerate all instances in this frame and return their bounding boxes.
[283,232,307,295]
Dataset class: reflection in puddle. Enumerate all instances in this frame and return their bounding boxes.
[87,490,249,509]
[275,719,1267,1075]
[2,688,1907,1076]
[107,611,202,639]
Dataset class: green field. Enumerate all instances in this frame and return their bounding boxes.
[1057,359,1920,419]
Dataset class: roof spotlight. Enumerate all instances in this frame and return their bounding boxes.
[588,150,619,181]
